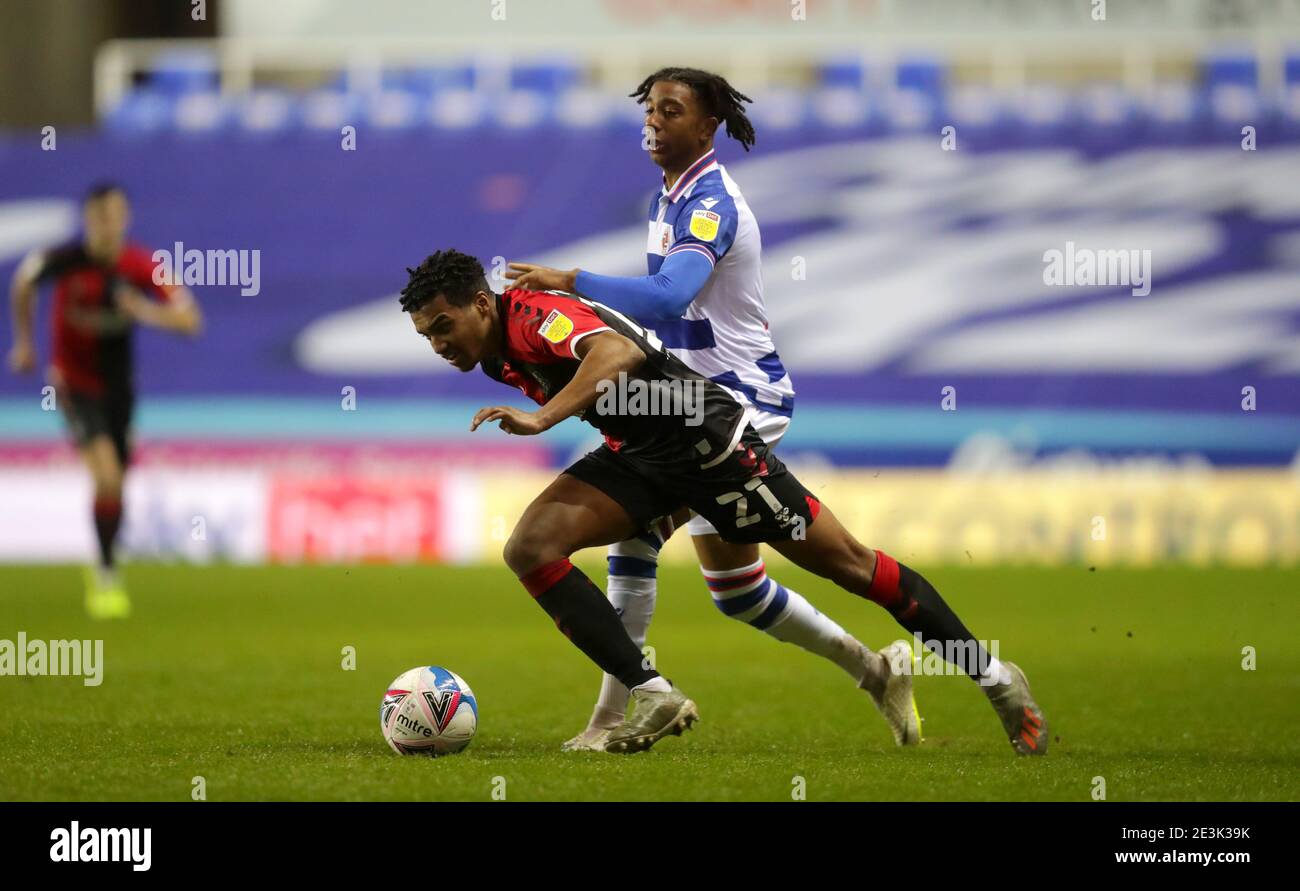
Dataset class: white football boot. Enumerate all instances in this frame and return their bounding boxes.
[859,638,923,746]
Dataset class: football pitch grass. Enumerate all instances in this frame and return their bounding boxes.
[1,562,1296,802]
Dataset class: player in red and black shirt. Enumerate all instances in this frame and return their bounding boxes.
[7,182,202,618]
[401,250,1048,756]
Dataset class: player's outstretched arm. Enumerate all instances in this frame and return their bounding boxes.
[506,250,711,321]
[471,330,645,436]
[7,250,44,373]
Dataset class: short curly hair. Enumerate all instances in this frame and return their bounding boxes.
[399,249,489,313]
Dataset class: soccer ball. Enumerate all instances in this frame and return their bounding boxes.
[380,666,478,756]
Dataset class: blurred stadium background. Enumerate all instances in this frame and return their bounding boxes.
[2,0,1299,571]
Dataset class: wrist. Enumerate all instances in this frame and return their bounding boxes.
[565,269,580,292]
[530,405,556,429]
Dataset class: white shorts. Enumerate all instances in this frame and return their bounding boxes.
[685,409,791,537]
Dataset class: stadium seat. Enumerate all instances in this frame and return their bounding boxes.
[300,90,362,131]
[510,61,583,95]
[555,87,618,128]
[383,64,477,96]
[1203,51,1259,88]
[104,89,173,134]
[237,90,296,134]
[1282,51,1300,129]
[364,90,422,130]
[172,91,230,133]
[748,88,807,131]
[811,87,870,129]
[429,88,487,129]
[1203,51,1262,131]
[493,90,550,129]
[818,57,866,91]
[896,57,945,99]
[881,57,945,134]
[147,49,220,96]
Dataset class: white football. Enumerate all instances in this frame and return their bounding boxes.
[380,666,478,755]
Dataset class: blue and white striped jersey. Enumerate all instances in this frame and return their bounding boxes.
[643,149,795,417]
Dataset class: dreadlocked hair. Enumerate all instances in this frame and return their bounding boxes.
[629,67,756,152]
[399,249,489,312]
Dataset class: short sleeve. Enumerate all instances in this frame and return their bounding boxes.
[120,245,176,302]
[508,291,612,362]
[29,243,79,284]
[669,192,738,266]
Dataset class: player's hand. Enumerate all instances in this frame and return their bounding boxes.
[505,263,577,293]
[113,286,156,323]
[7,340,36,374]
[470,405,549,436]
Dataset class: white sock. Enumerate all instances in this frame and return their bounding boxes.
[704,559,865,682]
[766,588,867,681]
[631,676,671,694]
[591,534,662,727]
[977,656,1011,687]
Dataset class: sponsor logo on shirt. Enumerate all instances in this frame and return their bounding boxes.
[538,309,574,343]
[689,209,721,242]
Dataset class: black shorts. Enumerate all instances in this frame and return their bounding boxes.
[564,426,819,545]
[62,389,134,466]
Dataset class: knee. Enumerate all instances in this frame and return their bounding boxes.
[89,458,124,498]
[503,523,563,576]
[93,471,124,500]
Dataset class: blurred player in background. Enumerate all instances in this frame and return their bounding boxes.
[7,182,202,618]
[508,68,919,751]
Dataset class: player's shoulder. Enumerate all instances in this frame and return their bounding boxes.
[46,238,85,258]
[681,170,737,213]
[676,177,739,246]
[501,288,588,339]
[502,287,582,316]
[46,239,91,265]
[29,240,89,280]
[120,241,155,259]
[678,176,739,234]
[500,288,604,358]
[116,241,158,268]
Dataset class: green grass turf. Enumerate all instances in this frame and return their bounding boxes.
[0,562,1297,801]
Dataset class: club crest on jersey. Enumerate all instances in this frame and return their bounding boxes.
[689,209,721,242]
[423,689,462,733]
[538,309,574,344]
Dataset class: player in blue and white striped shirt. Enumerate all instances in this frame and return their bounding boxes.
[509,69,928,752]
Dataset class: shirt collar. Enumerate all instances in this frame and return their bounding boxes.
[660,149,718,204]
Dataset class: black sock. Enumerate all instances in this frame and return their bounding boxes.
[519,558,658,690]
[867,550,992,683]
[93,496,122,570]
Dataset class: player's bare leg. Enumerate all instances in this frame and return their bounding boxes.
[81,434,129,619]
[504,475,698,753]
[769,503,1046,756]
